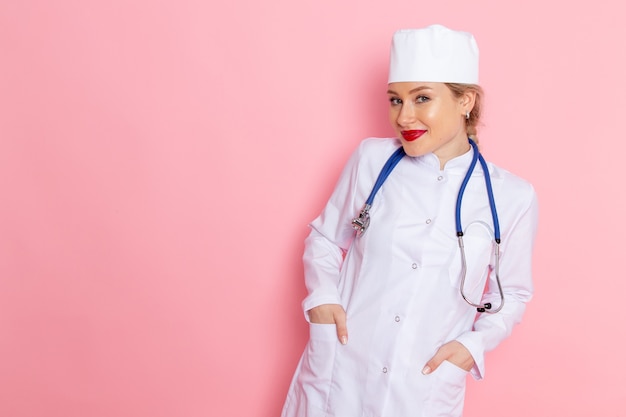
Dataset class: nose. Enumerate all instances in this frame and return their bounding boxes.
[396,103,416,127]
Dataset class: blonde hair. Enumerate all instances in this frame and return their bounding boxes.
[445,83,484,142]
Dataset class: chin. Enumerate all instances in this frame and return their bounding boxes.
[401,143,428,158]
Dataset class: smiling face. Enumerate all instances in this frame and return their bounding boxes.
[387,82,476,167]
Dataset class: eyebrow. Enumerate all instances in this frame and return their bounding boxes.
[387,86,433,95]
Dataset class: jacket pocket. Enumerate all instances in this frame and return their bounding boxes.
[445,220,494,303]
[423,360,468,417]
[294,323,338,415]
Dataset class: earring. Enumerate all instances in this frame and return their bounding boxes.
[465,111,470,120]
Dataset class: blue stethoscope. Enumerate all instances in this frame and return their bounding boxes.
[351,138,504,313]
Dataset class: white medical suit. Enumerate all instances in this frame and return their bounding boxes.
[282,137,538,417]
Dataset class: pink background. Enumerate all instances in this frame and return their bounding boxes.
[2,1,625,416]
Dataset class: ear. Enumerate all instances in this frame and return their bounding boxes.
[459,90,477,115]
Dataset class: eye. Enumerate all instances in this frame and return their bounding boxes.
[389,97,402,106]
[416,95,430,103]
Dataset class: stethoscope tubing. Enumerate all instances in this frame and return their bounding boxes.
[352,138,505,313]
[456,139,504,313]
[351,146,406,235]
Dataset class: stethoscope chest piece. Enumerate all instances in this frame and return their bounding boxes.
[350,146,406,235]
[351,204,371,235]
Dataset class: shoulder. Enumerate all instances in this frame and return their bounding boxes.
[335,138,404,189]
[488,162,538,212]
[357,137,401,153]
[489,163,533,189]
[353,137,402,163]
[332,138,403,186]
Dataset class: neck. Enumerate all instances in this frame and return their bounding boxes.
[437,141,472,170]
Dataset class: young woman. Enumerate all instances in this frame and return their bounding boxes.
[282,24,538,417]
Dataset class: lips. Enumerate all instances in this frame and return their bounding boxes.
[401,130,426,142]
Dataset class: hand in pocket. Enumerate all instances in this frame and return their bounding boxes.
[422,340,475,375]
[307,304,348,345]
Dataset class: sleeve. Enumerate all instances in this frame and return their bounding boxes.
[300,141,373,321]
[455,184,539,380]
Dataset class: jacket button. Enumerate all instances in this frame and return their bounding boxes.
[394,316,401,322]
[425,219,432,224]
[382,367,388,373]
[437,175,444,181]
[411,263,418,269]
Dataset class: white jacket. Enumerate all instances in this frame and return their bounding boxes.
[282,138,538,417]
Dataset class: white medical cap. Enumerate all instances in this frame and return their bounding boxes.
[388,24,479,84]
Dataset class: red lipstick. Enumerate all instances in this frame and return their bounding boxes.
[401,130,426,142]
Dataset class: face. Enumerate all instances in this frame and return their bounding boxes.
[387,82,474,165]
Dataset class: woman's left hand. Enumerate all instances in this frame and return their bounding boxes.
[422,340,474,375]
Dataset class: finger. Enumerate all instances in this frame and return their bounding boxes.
[422,347,447,375]
[333,308,348,345]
